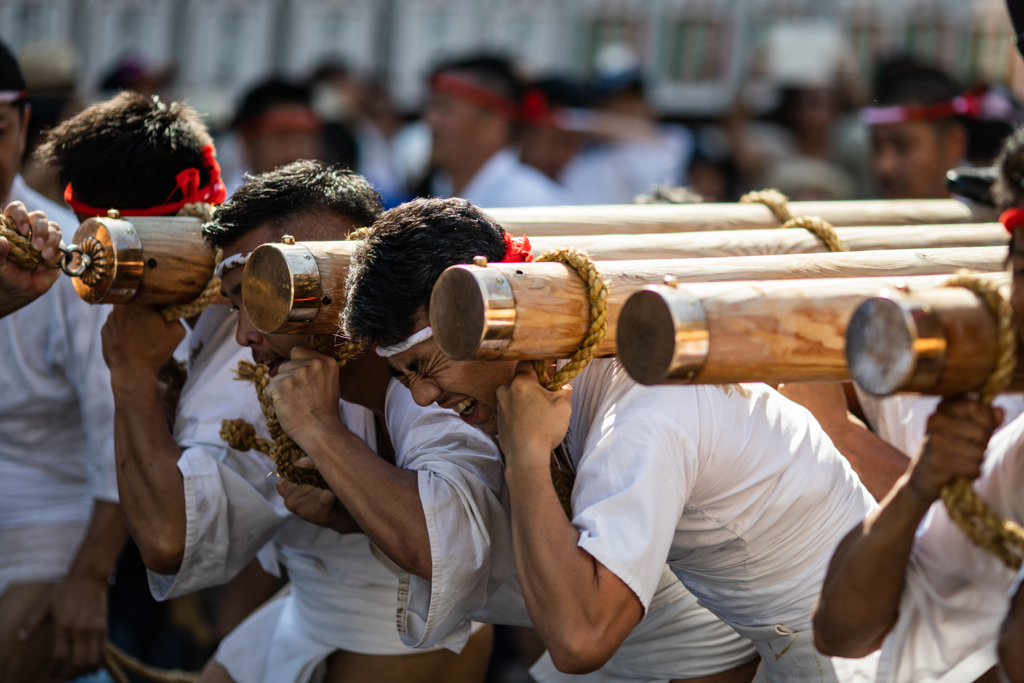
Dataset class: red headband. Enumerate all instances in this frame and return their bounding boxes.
[65,144,227,217]
[861,93,979,125]
[501,233,533,262]
[238,107,322,140]
[1001,208,1024,233]
[431,72,521,121]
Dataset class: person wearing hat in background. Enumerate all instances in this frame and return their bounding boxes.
[812,125,1024,683]
[0,42,122,682]
[424,55,568,208]
[229,78,325,193]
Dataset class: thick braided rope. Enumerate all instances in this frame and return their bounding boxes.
[532,248,609,390]
[529,248,609,518]
[739,188,792,223]
[221,360,328,488]
[0,215,43,268]
[740,189,849,252]
[104,642,196,683]
[781,215,849,252]
[940,273,1024,569]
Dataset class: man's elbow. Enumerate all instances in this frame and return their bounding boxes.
[813,609,884,659]
[137,534,185,575]
[547,631,617,675]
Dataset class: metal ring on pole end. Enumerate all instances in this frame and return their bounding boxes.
[243,242,322,334]
[846,294,947,396]
[69,216,143,303]
[617,286,709,385]
[430,264,516,360]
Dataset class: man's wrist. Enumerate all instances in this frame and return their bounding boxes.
[298,419,352,465]
[111,371,160,396]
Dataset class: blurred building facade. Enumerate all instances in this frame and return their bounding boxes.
[0,0,1019,125]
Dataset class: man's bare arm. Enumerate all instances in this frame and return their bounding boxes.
[20,501,128,679]
[778,382,908,500]
[498,363,641,674]
[268,348,431,578]
[999,579,1024,682]
[102,305,188,574]
[814,399,1000,656]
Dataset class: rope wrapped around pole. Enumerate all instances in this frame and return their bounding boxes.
[741,189,849,252]
[529,248,609,518]
[940,273,1024,569]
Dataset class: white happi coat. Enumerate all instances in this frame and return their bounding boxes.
[432,148,570,208]
[147,305,436,683]
[855,386,1024,458]
[547,359,877,682]
[875,413,1024,683]
[0,176,116,595]
[386,378,759,682]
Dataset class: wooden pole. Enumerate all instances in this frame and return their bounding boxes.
[428,247,1007,361]
[70,215,215,305]
[242,239,360,334]
[240,226,1006,334]
[486,199,991,236]
[529,223,1007,260]
[846,286,1023,397]
[616,273,1007,386]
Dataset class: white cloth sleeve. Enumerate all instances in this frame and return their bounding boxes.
[60,281,118,503]
[147,446,287,600]
[572,410,692,611]
[385,382,516,650]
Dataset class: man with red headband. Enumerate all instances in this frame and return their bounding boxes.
[231,79,324,189]
[425,56,568,208]
[813,127,1024,682]
[0,45,116,683]
[863,60,968,200]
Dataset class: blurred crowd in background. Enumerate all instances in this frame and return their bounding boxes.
[5,1,1024,682]
[5,0,1024,217]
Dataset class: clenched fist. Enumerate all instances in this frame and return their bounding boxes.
[908,398,1003,502]
[265,347,342,442]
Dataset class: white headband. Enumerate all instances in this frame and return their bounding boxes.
[375,326,433,357]
[215,252,250,279]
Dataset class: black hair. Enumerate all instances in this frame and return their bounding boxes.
[234,78,313,129]
[873,58,962,108]
[343,197,507,346]
[0,41,28,115]
[36,91,213,209]
[203,160,382,248]
[529,76,595,109]
[993,126,1024,211]
[431,55,523,104]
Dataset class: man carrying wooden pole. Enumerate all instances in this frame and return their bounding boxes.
[336,196,881,681]
[207,164,762,682]
[811,125,1024,683]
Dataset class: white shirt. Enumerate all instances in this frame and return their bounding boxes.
[559,125,692,205]
[388,377,760,680]
[434,148,570,208]
[856,388,1024,458]
[0,175,116,528]
[148,305,413,656]
[876,413,1024,683]
[562,360,875,635]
